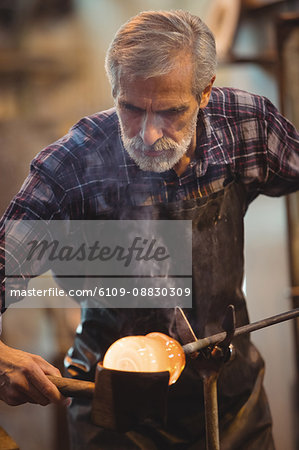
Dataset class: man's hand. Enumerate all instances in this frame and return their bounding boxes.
[0,340,70,406]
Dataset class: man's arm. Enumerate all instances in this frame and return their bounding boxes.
[262,96,299,196]
[0,340,69,406]
[0,164,70,407]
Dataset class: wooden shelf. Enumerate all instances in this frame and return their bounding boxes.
[242,0,286,11]
[0,49,79,77]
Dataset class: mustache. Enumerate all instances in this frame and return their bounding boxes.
[123,135,180,152]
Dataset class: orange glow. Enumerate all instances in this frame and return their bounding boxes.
[103,332,185,385]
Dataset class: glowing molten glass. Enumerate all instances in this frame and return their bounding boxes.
[103,332,185,385]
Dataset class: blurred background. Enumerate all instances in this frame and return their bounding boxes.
[0,0,298,449]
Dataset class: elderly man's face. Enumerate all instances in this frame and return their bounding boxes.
[116,57,211,173]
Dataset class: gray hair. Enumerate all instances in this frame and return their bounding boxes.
[105,10,217,102]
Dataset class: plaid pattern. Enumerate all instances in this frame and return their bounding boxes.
[0,87,298,312]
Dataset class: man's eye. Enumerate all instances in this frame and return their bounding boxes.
[162,108,186,116]
[168,109,181,115]
[123,104,143,113]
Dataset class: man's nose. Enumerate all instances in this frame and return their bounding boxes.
[140,114,163,147]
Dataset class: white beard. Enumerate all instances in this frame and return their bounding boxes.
[118,110,199,173]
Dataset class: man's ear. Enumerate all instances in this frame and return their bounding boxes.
[199,76,216,109]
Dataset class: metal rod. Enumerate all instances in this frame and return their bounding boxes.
[183,308,299,355]
[202,372,220,450]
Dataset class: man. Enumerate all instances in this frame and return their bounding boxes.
[0,9,298,450]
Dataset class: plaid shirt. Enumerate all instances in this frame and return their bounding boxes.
[0,87,298,313]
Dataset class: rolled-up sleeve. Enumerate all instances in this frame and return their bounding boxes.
[262,97,299,195]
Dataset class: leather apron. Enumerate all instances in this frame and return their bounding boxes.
[66,181,275,450]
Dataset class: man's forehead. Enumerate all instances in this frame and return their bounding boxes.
[117,67,195,104]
